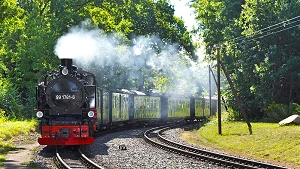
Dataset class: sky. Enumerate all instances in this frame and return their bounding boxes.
[169,0,198,31]
[170,0,205,62]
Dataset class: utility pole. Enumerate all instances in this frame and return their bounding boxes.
[208,65,212,116]
[217,46,222,135]
[213,46,252,135]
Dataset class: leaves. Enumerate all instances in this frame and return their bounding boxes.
[0,0,197,118]
[193,0,300,119]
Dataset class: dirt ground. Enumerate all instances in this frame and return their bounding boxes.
[3,132,40,169]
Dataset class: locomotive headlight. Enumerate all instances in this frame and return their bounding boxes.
[88,111,94,118]
[61,67,68,75]
[36,111,43,118]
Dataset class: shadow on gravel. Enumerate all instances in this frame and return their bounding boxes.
[180,121,205,131]
[37,146,57,157]
[81,128,148,157]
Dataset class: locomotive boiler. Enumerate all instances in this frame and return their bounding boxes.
[35,58,97,145]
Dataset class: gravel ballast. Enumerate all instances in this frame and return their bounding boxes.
[82,126,224,169]
[33,124,226,168]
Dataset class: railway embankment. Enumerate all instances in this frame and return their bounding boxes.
[1,119,299,169]
[180,121,300,169]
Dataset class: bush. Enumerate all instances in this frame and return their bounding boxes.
[0,109,7,122]
[264,103,300,122]
[0,79,24,119]
[291,103,300,115]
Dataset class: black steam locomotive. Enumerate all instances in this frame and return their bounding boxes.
[36,59,97,145]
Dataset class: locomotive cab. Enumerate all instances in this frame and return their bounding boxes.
[36,58,97,145]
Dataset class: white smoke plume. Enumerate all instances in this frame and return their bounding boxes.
[54,19,207,96]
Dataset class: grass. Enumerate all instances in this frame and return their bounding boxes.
[180,120,300,168]
[22,161,40,169]
[0,118,38,166]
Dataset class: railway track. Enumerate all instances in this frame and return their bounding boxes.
[54,146,105,169]
[144,125,290,169]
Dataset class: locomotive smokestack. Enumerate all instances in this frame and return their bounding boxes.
[61,58,73,70]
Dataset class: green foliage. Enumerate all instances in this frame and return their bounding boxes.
[0,109,7,122]
[84,0,196,59]
[192,0,225,56]
[0,119,37,140]
[291,103,300,115]
[0,142,16,157]
[192,0,300,120]
[0,0,196,119]
[0,79,23,119]
[264,103,300,122]
[225,108,241,121]
[206,110,236,126]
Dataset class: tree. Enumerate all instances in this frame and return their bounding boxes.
[0,0,198,118]
[245,0,300,117]
[81,0,197,90]
[0,0,26,118]
[192,0,300,120]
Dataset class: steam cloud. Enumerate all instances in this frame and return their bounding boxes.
[54,19,207,96]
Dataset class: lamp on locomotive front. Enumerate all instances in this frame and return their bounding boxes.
[88,110,95,118]
[36,111,43,118]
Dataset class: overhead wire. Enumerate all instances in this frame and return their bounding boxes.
[226,15,300,44]
[230,15,300,42]
[250,15,300,34]
[240,22,300,43]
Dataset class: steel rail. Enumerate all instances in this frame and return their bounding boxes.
[78,148,106,169]
[54,147,105,169]
[55,148,72,169]
[144,127,251,168]
[144,126,290,169]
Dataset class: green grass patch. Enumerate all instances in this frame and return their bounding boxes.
[0,118,38,166]
[0,119,37,141]
[181,121,300,168]
[21,161,40,169]
[0,154,6,166]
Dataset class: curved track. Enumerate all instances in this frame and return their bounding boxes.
[144,125,290,169]
[54,147,105,169]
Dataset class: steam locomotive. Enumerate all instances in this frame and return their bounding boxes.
[36,58,217,146]
[36,59,97,145]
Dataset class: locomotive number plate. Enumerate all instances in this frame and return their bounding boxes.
[55,94,76,100]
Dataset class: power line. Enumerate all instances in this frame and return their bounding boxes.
[239,23,300,43]
[234,19,300,42]
[252,15,300,35]
[227,15,300,43]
